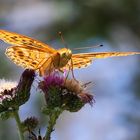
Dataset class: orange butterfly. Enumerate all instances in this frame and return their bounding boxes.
[0,29,140,76]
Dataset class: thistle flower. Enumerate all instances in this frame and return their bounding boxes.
[39,72,64,93]
[0,79,17,113]
[0,79,17,93]
[64,79,94,105]
[44,72,64,89]
[39,72,94,112]
[0,79,17,103]
[0,69,35,114]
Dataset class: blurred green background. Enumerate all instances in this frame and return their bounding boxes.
[0,0,140,140]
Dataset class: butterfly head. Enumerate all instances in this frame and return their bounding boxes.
[58,48,72,60]
[54,48,72,68]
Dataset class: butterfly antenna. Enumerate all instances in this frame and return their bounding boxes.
[58,31,68,48]
[73,44,103,50]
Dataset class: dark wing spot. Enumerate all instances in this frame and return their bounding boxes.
[28,43,34,46]
[32,62,37,65]
[24,59,30,62]
[10,36,18,41]
[17,51,24,56]
[18,54,24,58]
[11,36,18,39]
[22,39,26,42]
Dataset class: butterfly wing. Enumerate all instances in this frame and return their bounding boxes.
[71,57,92,69]
[0,30,56,53]
[5,46,52,69]
[70,52,140,69]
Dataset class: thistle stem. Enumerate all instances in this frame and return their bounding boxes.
[45,109,62,140]
[13,110,24,140]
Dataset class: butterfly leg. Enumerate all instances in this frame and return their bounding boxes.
[63,64,70,83]
[58,69,64,73]
[48,60,55,75]
[70,58,78,82]
[39,67,46,76]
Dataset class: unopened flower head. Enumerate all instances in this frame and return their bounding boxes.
[39,72,94,112]
[0,69,35,113]
[22,116,39,132]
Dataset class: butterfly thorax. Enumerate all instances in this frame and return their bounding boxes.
[52,48,72,68]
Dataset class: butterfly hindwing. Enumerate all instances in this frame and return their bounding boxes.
[72,57,92,69]
[5,46,51,69]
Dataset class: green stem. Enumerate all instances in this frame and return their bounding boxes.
[45,109,62,140]
[13,110,24,140]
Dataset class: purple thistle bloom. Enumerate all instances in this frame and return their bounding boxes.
[42,72,64,91]
[39,72,94,111]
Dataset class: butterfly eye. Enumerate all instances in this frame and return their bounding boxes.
[62,52,67,57]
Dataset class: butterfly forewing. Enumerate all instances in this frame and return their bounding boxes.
[6,46,50,69]
[0,30,56,53]
[71,52,140,69]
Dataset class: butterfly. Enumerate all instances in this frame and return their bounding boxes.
[0,29,140,76]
